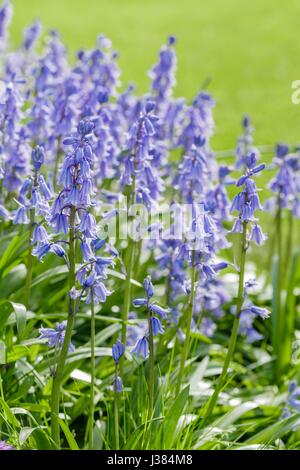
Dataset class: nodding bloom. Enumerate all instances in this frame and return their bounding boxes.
[235,115,260,169]
[112,339,125,364]
[132,336,149,358]
[231,151,267,245]
[0,440,14,450]
[39,321,75,352]
[132,276,168,357]
[236,279,270,337]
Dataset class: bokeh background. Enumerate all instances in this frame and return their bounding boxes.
[10,0,300,149]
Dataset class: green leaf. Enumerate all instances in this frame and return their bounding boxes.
[0,301,27,339]
[0,340,6,363]
[12,302,27,339]
[0,398,20,428]
[58,418,80,450]
[161,386,190,449]
[281,251,299,370]
[0,233,26,274]
[244,413,300,445]
[19,426,39,446]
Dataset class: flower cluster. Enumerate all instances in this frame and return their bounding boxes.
[231,152,267,244]
[266,144,300,217]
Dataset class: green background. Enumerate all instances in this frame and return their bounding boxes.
[10,0,300,150]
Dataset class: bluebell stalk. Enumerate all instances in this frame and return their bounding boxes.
[266,145,300,381]
[24,145,46,309]
[120,101,159,353]
[202,152,268,425]
[132,276,167,420]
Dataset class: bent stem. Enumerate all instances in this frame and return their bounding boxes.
[88,291,95,449]
[50,207,76,449]
[176,250,196,396]
[202,221,247,425]
[147,304,154,422]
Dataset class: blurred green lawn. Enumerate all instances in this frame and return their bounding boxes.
[10,0,300,150]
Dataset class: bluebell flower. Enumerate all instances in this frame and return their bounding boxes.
[149,304,168,319]
[152,316,164,336]
[32,224,49,244]
[132,336,149,358]
[13,205,29,225]
[250,224,267,245]
[114,376,123,393]
[143,275,154,298]
[39,321,75,352]
[112,339,125,364]
[31,145,45,172]
[235,115,260,169]
[32,243,52,260]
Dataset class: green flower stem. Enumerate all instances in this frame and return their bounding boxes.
[120,176,136,356]
[88,290,95,450]
[51,206,76,449]
[274,201,283,383]
[147,303,154,421]
[24,172,38,309]
[176,250,196,396]
[284,209,293,277]
[202,221,247,425]
[114,366,120,450]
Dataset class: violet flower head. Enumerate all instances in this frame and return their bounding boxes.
[231,151,267,245]
[266,145,300,217]
[121,101,163,208]
[31,145,45,172]
[0,0,13,45]
[149,35,177,102]
[235,114,260,169]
